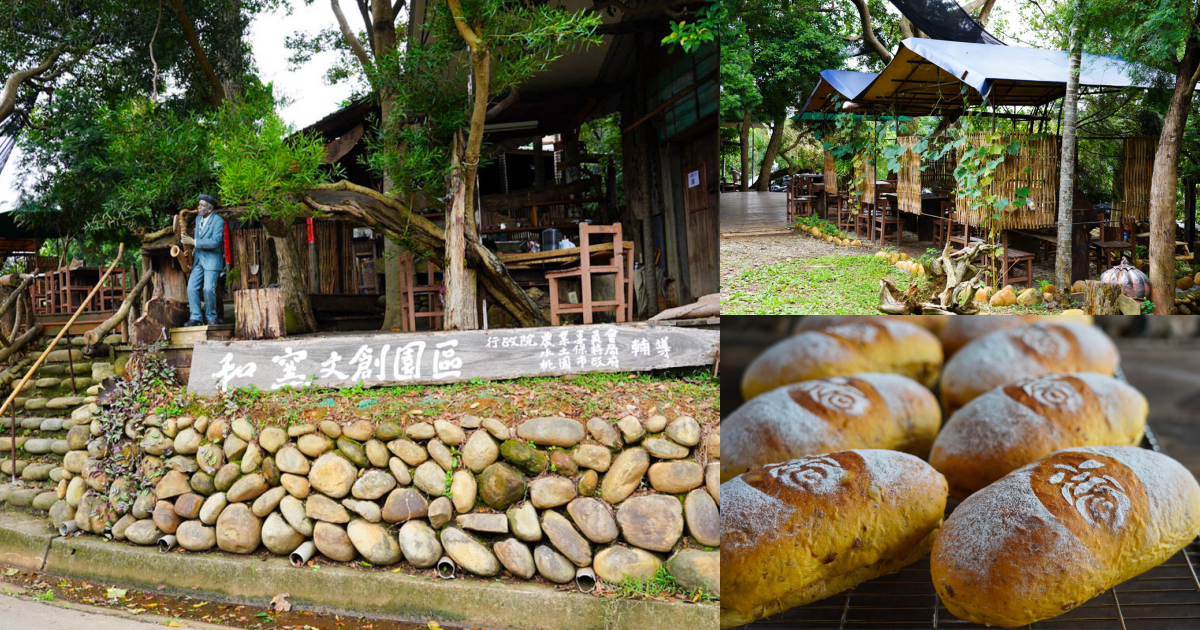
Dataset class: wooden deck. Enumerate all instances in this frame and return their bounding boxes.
[720,191,789,235]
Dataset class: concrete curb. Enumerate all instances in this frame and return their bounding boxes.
[1,511,715,630]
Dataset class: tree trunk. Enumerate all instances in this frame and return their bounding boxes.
[739,110,751,192]
[262,218,318,333]
[1149,34,1200,314]
[371,0,405,332]
[1054,18,1082,296]
[444,135,479,330]
[756,117,786,192]
[166,0,226,105]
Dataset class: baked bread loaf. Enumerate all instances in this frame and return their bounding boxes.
[940,322,1117,415]
[932,446,1200,628]
[794,315,948,335]
[741,320,943,400]
[721,449,948,629]
[939,314,1094,357]
[722,373,941,482]
[930,373,1147,498]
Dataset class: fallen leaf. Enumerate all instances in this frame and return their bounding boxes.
[270,592,292,613]
[427,622,443,630]
[3,568,18,577]
[106,587,128,600]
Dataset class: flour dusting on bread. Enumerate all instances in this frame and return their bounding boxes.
[792,378,871,415]
[858,449,933,492]
[764,455,846,493]
[720,474,798,553]
[1019,375,1083,411]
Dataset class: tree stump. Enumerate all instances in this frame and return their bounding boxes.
[1082,280,1123,315]
[235,288,286,340]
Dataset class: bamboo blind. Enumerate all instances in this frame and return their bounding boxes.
[823,151,838,195]
[1122,136,1157,223]
[954,133,1061,229]
[896,137,922,214]
[855,151,875,203]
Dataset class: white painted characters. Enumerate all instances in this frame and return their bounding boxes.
[766,455,846,494]
[795,378,870,415]
[1047,460,1131,529]
[1019,376,1083,411]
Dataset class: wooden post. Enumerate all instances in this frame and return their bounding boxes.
[234,288,286,340]
[1082,280,1124,315]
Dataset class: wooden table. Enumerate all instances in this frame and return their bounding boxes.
[1009,228,1060,262]
[879,193,950,241]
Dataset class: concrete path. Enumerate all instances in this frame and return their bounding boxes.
[0,591,218,629]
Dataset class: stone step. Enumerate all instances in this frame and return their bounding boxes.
[0,483,57,511]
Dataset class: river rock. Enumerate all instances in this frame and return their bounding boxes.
[130,490,156,519]
[586,418,621,449]
[572,445,611,472]
[456,513,508,534]
[616,416,644,443]
[174,493,204,519]
[63,450,87,474]
[297,434,332,457]
[124,519,162,546]
[706,430,720,460]
[348,519,401,565]
[685,489,719,547]
[567,498,618,543]
[375,421,402,441]
[353,469,397,500]
[617,495,683,552]
[382,488,428,523]
[22,439,52,455]
[440,527,500,576]
[214,463,241,492]
[241,443,262,473]
[593,546,661,584]
[259,427,288,453]
[275,446,310,475]
[549,450,578,476]
[21,462,53,481]
[343,419,374,441]
[286,424,314,437]
[665,549,719,597]
[206,419,228,442]
[365,439,389,467]
[642,437,689,459]
[156,470,191,499]
[494,538,535,579]
[481,418,510,440]
[309,453,356,498]
[65,477,85,507]
[306,493,350,523]
[33,491,57,510]
[227,473,269,503]
[706,463,719,506]
[434,419,466,445]
[261,512,305,555]
[499,440,546,476]
[541,510,591,567]
[405,422,435,440]
[506,502,541,541]
[600,447,649,504]
[535,545,576,583]
[252,486,287,517]
[461,431,498,473]
[231,418,256,442]
[67,425,90,450]
[336,437,369,468]
[176,520,216,551]
[649,461,704,493]
[281,474,311,498]
[199,493,227,525]
[216,503,262,554]
[172,429,200,455]
[280,495,314,536]
[196,443,225,475]
[665,416,700,446]
[517,417,584,447]
[388,457,412,486]
[343,498,382,522]
[427,439,455,471]
[398,520,441,568]
[530,476,576,508]
[479,462,525,510]
[412,460,446,497]
[450,470,476,513]
[388,439,428,467]
[259,458,278,487]
[428,497,453,528]
[319,420,341,438]
[166,456,199,474]
[313,521,356,562]
[48,500,75,530]
[578,470,598,497]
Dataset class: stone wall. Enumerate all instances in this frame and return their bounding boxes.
[3,404,720,597]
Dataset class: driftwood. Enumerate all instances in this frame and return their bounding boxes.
[649,293,720,321]
[0,323,39,363]
[0,274,32,323]
[234,288,285,340]
[302,181,547,327]
[878,241,1001,315]
[1082,280,1124,315]
[131,297,190,345]
[138,225,175,242]
[82,270,156,347]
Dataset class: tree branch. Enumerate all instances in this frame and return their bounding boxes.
[332,0,373,70]
[485,87,519,120]
[446,0,483,49]
[976,0,999,25]
[0,47,61,124]
[849,0,892,63]
[167,0,226,105]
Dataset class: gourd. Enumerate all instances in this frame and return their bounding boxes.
[1099,257,1150,299]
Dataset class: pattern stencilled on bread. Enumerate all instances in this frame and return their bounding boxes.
[764,455,846,494]
[1013,324,1075,361]
[1017,375,1084,411]
[1047,460,1132,529]
[822,322,881,343]
[789,377,873,416]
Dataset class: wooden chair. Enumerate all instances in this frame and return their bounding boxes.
[853,197,875,244]
[990,232,1035,289]
[546,223,633,325]
[1091,222,1133,274]
[397,252,445,331]
[930,201,954,248]
[873,195,903,246]
[791,176,817,223]
[946,208,983,251]
[832,194,854,233]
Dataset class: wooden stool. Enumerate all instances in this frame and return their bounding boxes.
[873,198,903,246]
[546,223,633,325]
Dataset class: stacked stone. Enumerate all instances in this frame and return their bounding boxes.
[0,337,120,418]
[30,412,719,595]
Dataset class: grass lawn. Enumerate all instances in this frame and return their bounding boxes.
[721,254,926,314]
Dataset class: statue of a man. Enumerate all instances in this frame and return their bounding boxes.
[182,194,226,326]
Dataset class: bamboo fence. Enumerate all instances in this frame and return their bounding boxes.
[896,136,959,215]
[1121,136,1157,223]
[855,151,875,203]
[954,133,1061,229]
[823,151,838,195]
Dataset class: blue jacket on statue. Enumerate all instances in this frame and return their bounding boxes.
[187,211,225,323]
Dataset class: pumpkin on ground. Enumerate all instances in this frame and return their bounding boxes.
[1099,256,1150,299]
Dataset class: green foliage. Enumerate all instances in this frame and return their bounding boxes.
[722,254,923,314]
[662,1,724,53]
[616,566,718,602]
[211,83,340,221]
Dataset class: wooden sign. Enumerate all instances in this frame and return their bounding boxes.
[187,323,719,395]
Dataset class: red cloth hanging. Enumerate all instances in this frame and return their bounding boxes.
[224,222,232,264]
